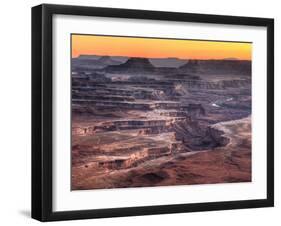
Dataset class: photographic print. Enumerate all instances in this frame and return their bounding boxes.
[32,4,274,221]
[71,34,252,190]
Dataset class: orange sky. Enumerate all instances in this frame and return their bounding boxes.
[71,34,252,60]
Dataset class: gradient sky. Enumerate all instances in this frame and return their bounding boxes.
[72,34,252,60]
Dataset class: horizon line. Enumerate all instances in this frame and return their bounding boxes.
[73,54,252,61]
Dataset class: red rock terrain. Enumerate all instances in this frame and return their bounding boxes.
[72,117,251,189]
[71,56,252,190]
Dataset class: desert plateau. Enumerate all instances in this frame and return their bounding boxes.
[71,53,252,190]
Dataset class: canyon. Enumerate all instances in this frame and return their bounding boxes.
[71,55,252,190]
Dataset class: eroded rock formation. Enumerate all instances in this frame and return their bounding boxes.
[71,55,252,190]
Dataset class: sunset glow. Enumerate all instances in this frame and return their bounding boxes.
[72,34,252,60]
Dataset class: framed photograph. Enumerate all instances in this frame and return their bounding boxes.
[32,4,274,221]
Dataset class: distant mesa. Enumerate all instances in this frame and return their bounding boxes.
[75,55,122,65]
[123,58,154,69]
[149,57,187,68]
[78,54,128,63]
[72,55,124,70]
[179,59,251,75]
[72,59,103,71]
[179,60,199,73]
[72,55,251,75]
[223,57,239,60]
[97,56,122,65]
[105,57,155,73]
[74,55,188,68]
[77,54,101,60]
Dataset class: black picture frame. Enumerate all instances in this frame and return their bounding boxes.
[32,3,274,222]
